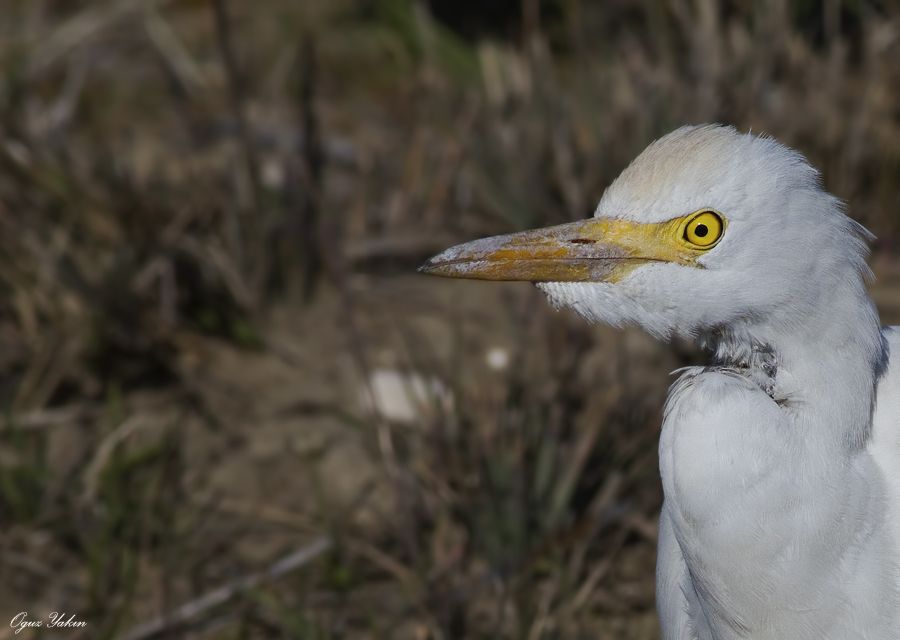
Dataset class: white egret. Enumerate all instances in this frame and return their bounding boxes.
[420,125,900,639]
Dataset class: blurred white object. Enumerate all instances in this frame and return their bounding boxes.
[485,346,510,371]
[363,369,453,424]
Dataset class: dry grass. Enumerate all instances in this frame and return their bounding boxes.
[1,1,900,638]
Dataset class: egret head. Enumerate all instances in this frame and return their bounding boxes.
[421,125,873,345]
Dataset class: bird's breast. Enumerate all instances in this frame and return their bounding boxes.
[659,366,900,639]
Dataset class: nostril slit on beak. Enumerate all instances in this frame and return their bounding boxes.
[569,238,595,244]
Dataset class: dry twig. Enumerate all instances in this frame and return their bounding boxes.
[120,537,332,640]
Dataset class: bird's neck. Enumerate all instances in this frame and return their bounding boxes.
[662,279,895,637]
[710,277,885,451]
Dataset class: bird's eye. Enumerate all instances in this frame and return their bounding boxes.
[683,211,724,248]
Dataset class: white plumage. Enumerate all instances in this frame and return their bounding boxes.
[422,125,900,639]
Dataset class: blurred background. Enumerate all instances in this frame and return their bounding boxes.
[1,1,900,638]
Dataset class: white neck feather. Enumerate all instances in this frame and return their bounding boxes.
[661,274,897,638]
[707,271,886,451]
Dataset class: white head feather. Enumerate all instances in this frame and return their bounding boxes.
[541,125,874,344]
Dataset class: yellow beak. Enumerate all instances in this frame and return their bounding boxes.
[419,215,705,283]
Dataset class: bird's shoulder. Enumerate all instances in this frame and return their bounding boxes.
[871,327,900,547]
[663,363,785,429]
[873,327,900,459]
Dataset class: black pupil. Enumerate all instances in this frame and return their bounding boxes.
[694,224,709,238]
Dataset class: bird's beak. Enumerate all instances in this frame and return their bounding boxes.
[419,216,691,283]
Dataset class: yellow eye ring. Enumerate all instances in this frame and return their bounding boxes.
[683,211,724,248]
